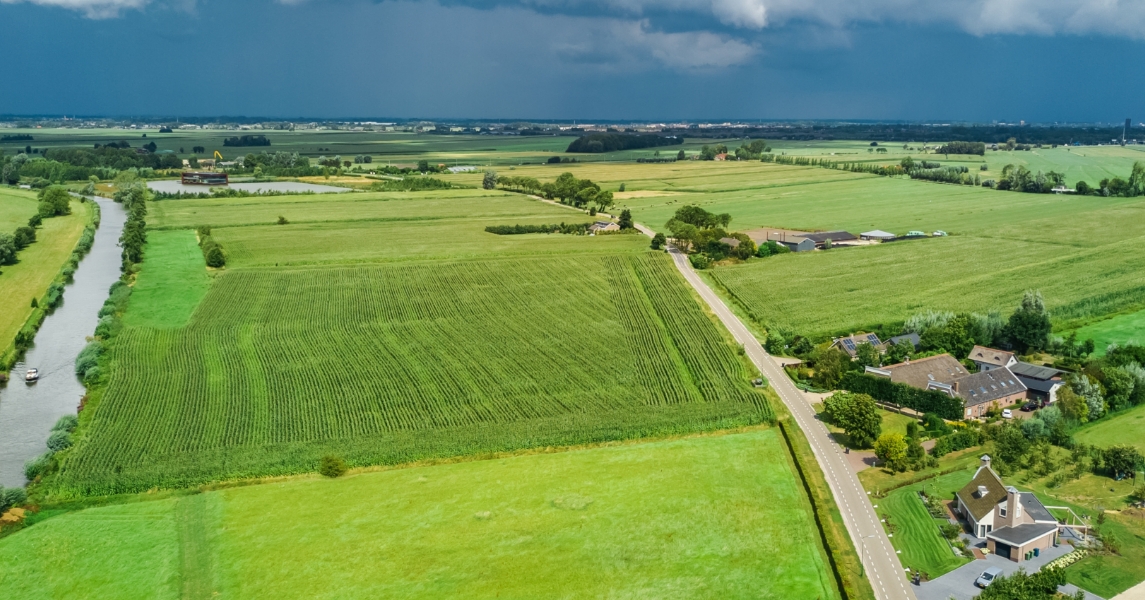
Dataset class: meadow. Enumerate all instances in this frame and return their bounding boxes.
[2,430,839,600]
[53,189,770,496]
[0,193,91,355]
[1073,308,1145,354]
[1073,403,1145,453]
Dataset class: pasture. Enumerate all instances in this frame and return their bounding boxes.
[53,187,770,495]
[1073,308,1145,355]
[1073,403,1145,453]
[2,430,839,600]
[0,196,91,353]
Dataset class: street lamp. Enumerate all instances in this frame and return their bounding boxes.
[859,534,876,577]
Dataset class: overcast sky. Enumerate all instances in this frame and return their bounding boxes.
[1,0,1143,121]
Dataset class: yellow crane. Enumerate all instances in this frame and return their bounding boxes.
[214,150,224,161]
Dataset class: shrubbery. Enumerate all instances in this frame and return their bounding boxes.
[840,372,964,420]
[485,223,591,235]
[319,455,348,478]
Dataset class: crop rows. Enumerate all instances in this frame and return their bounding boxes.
[56,253,770,495]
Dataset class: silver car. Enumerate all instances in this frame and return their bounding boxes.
[975,567,1004,588]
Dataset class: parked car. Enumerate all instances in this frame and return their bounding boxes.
[1021,402,1038,412]
[976,567,1004,588]
[1002,409,1013,419]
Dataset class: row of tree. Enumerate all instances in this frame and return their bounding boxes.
[484,171,617,213]
[116,181,147,271]
[565,133,682,153]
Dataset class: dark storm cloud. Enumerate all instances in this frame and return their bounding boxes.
[0,0,1143,120]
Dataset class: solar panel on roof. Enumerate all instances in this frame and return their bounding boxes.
[867,334,879,344]
[843,340,856,350]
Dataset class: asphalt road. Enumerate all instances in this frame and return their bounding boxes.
[658,244,916,600]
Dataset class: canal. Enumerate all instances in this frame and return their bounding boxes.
[0,196,126,487]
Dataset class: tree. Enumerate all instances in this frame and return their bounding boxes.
[1103,366,1136,412]
[1103,445,1142,479]
[677,150,685,160]
[1007,290,1052,353]
[12,226,35,250]
[992,421,1030,464]
[824,392,883,449]
[204,245,225,268]
[482,170,498,190]
[417,159,430,172]
[812,348,851,389]
[618,209,633,230]
[976,567,1065,600]
[37,186,72,218]
[319,455,348,478]
[1071,375,1105,421]
[874,433,908,471]
[0,234,16,266]
[650,232,665,250]
[1056,385,1089,423]
[855,342,881,368]
[885,340,911,365]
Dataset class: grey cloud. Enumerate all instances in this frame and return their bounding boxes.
[0,0,150,18]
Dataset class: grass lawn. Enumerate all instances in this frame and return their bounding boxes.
[0,198,91,353]
[0,187,39,233]
[814,404,919,448]
[1073,403,1145,454]
[1074,308,1145,355]
[3,429,840,600]
[875,470,972,580]
[122,229,209,329]
[858,445,986,494]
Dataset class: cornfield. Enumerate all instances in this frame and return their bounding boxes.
[56,253,770,495]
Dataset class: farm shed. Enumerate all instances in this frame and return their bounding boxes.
[860,230,896,241]
[1009,362,1065,404]
[801,231,857,247]
[777,237,815,252]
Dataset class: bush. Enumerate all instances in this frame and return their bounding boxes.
[319,455,348,478]
[46,430,73,452]
[0,486,27,513]
[24,452,54,480]
[277,216,288,225]
[75,341,104,377]
[931,428,982,457]
[688,254,712,269]
[205,246,225,268]
[52,414,78,433]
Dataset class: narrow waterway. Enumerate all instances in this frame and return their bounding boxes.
[0,196,126,487]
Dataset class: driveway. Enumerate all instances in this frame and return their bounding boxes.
[915,543,1103,600]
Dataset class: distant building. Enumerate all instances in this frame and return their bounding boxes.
[777,237,815,252]
[448,166,477,173]
[588,221,620,233]
[718,237,741,248]
[968,346,1017,372]
[831,333,882,358]
[860,230,896,241]
[956,456,1060,560]
[801,231,857,247]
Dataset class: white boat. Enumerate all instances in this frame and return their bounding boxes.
[24,368,39,383]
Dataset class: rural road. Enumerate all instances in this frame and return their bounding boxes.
[647,235,915,600]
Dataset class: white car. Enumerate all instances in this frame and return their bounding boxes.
[975,567,1004,588]
[1002,409,1013,419]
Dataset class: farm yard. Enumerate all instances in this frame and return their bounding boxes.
[0,430,840,600]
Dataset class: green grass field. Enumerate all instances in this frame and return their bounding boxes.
[0,196,91,353]
[0,187,39,233]
[4,430,840,600]
[53,188,771,496]
[1073,308,1145,355]
[1073,403,1145,453]
[875,469,971,580]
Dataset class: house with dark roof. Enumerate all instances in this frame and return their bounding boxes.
[886,333,920,350]
[1009,362,1066,404]
[830,333,882,358]
[968,345,1017,372]
[871,354,1027,419]
[956,456,1060,562]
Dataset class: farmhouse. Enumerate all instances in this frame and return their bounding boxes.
[588,221,619,233]
[1009,362,1066,404]
[968,345,1017,372]
[956,456,1059,561]
[870,354,1027,419]
[830,333,882,358]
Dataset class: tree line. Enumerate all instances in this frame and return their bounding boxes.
[222,135,271,147]
[484,171,616,213]
[566,133,683,153]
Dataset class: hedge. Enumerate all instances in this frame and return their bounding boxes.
[840,372,964,420]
